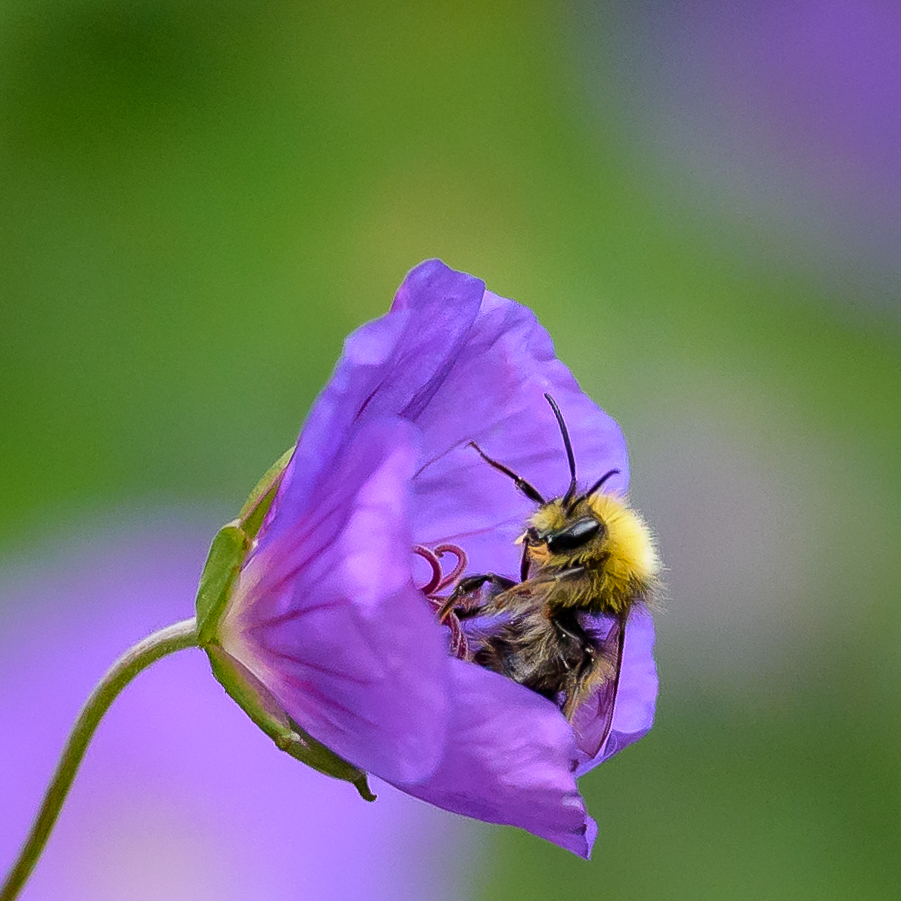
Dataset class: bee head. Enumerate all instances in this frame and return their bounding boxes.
[470,393,659,597]
[527,490,660,592]
[525,497,607,566]
[525,396,653,576]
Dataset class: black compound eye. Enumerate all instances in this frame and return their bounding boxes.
[546,518,602,553]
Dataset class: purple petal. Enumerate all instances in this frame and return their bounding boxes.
[221,419,450,784]
[394,659,597,859]
[396,263,631,577]
[266,259,629,580]
[265,261,485,536]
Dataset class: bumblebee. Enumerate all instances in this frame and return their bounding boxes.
[441,395,659,750]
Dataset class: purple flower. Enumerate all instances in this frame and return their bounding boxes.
[216,260,658,857]
[0,516,475,900]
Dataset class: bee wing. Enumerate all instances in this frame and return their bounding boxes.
[571,614,626,760]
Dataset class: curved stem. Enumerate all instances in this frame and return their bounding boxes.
[0,617,200,901]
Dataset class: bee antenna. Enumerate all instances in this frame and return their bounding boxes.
[467,442,546,505]
[584,468,620,499]
[544,394,577,506]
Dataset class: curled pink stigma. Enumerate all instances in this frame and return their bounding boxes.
[413,543,470,660]
[413,545,444,596]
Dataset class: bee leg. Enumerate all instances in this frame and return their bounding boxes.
[551,610,592,659]
[456,573,517,595]
[437,573,516,621]
[561,655,598,720]
[551,611,603,719]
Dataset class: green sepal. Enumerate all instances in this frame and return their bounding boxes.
[206,646,375,801]
[284,718,377,801]
[194,446,374,799]
[238,446,294,540]
[194,523,250,646]
[194,447,293,644]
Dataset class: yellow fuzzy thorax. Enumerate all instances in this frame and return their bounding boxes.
[525,492,660,615]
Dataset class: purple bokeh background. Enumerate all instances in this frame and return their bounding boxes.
[578,0,901,310]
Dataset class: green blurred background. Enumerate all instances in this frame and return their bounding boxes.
[2,1,899,898]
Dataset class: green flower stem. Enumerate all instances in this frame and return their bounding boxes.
[0,617,200,901]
